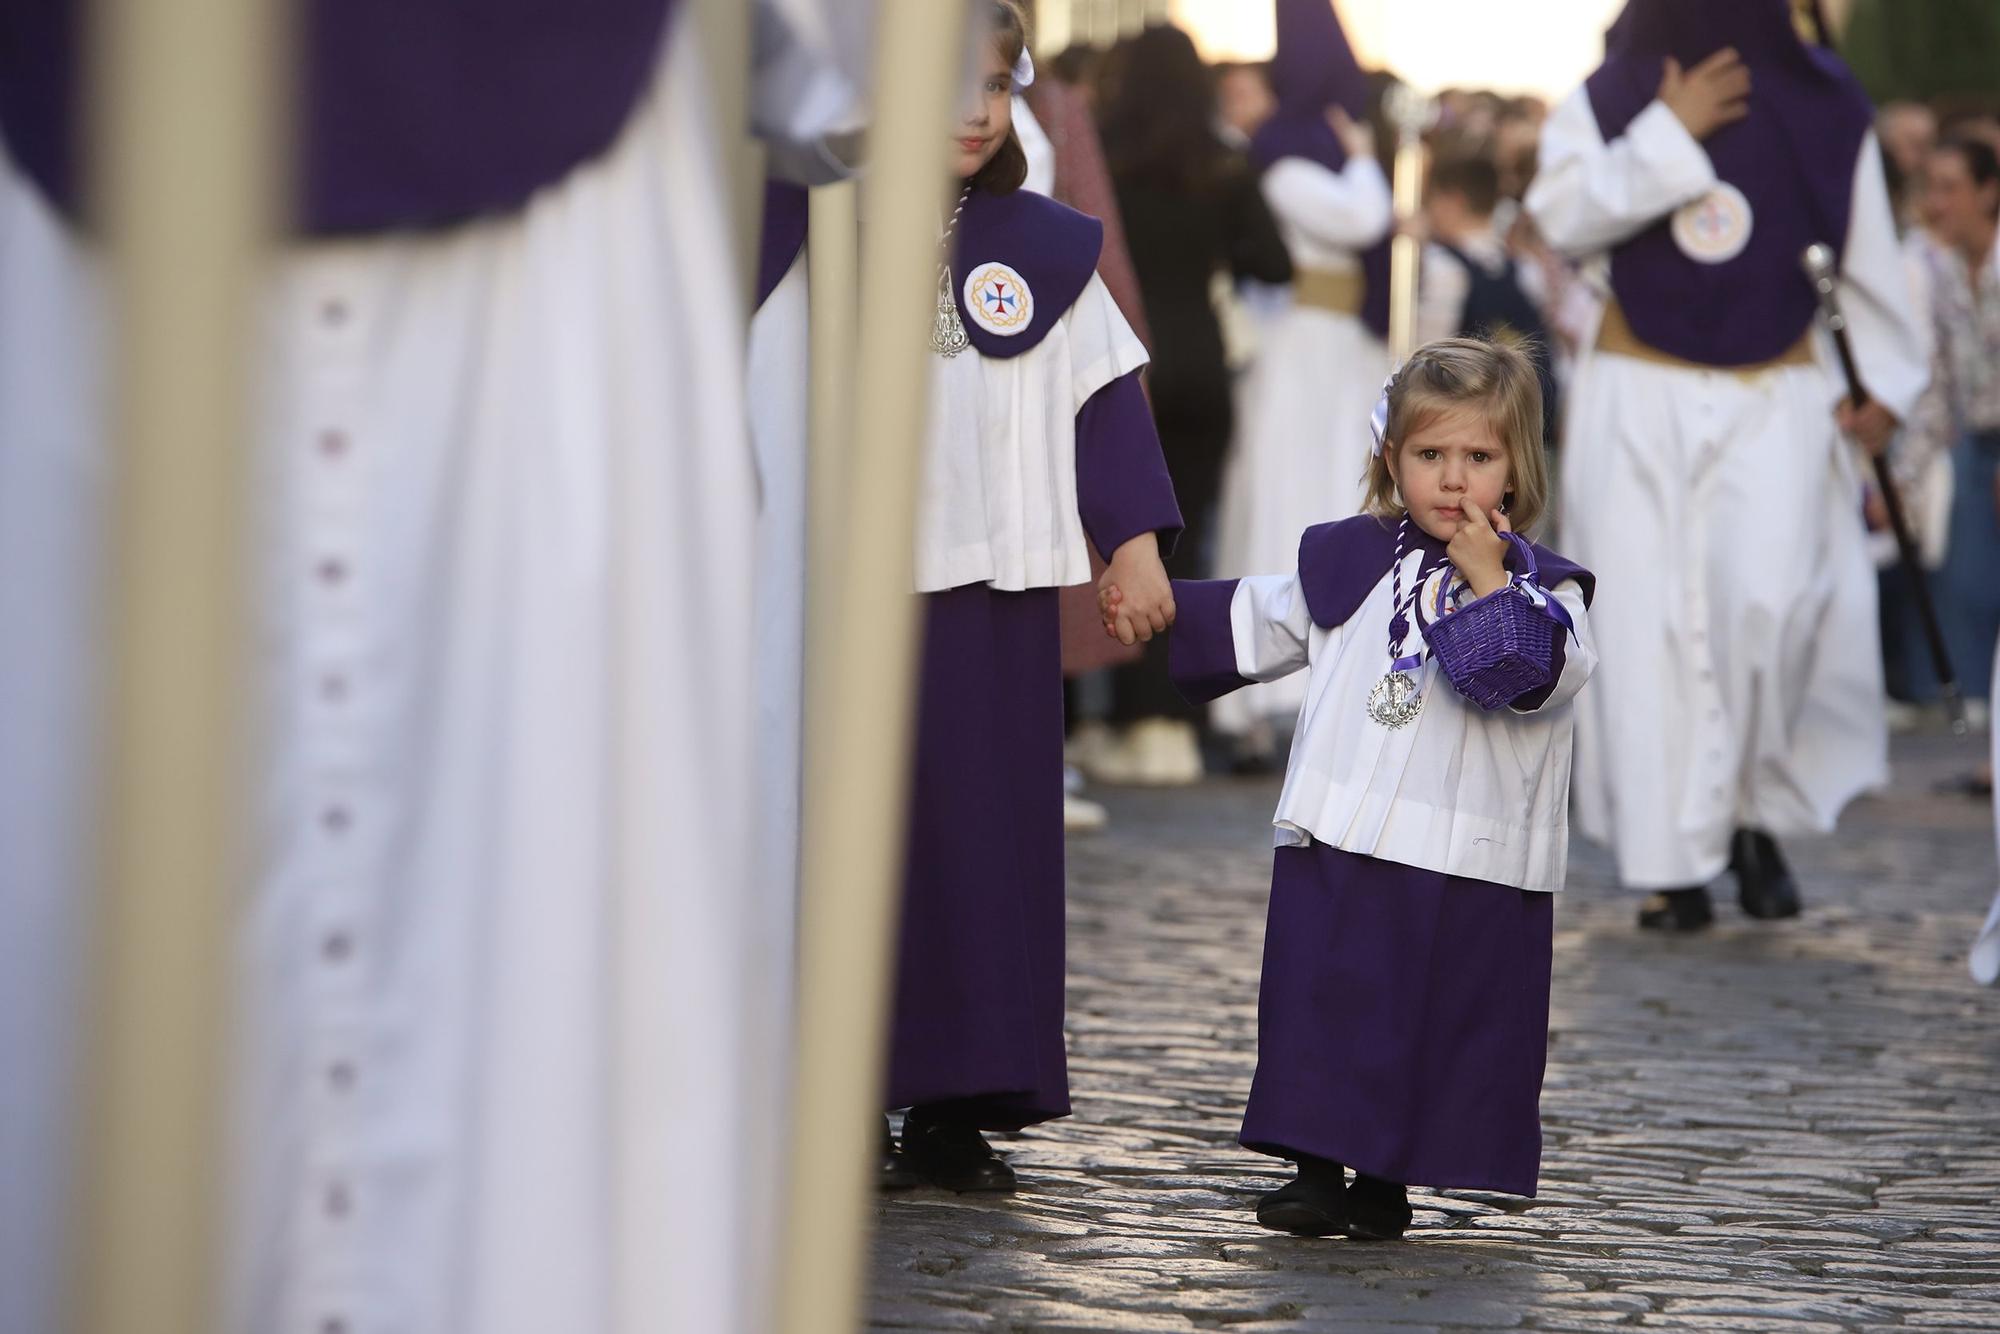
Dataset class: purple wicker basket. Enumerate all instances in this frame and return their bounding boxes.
[1421,534,1560,711]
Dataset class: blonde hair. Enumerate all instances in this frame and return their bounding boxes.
[1363,336,1550,535]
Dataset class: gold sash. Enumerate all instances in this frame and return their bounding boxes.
[1292,267,1366,317]
[1595,298,1815,376]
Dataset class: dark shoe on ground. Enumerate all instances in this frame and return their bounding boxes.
[1637,886,1715,932]
[1345,1174,1412,1241]
[1254,1157,1346,1237]
[880,1116,922,1191]
[1731,829,1801,920]
[899,1110,1017,1194]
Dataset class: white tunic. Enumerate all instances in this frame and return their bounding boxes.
[1212,155,1392,737]
[913,270,1147,593]
[1525,89,1930,890]
[0,11,787,1333]
[1223,555,1595,893]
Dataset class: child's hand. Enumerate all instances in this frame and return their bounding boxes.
[1446,497,1511,599]
[1098,533,1175,646]
[1098,582,1125,640]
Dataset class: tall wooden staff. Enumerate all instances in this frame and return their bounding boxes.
[778,2,969,1330]
[1383,82,1435,363]
[74,0,277,1329]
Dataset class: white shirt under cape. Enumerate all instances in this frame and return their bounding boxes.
[913,270,1148,593]
[1222,552,1596,894]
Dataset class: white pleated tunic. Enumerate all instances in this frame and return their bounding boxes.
[1525,91,1930,890]
[0,11,788,1333]
[1224,557,1595,893]
[1213,155,1393,738]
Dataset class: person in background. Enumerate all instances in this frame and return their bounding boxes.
[1525,0,1930,933]
[1210,0,1394,773]
[1905,133,2000,787]
[1085,23,1293,786]
[1216,61,1279,151]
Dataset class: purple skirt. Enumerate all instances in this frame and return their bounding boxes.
[1240,844,1553,1196]
[885,584,1071,1130]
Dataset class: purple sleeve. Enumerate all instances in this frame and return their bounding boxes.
[1168,578,1253,705]
[1075,370,1183,561]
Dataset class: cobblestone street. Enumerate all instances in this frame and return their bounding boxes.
[869,729,2000,1332]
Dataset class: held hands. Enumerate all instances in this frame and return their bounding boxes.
[1096,532,1175,646]
[1447,497,1512,599]
[1659,48,1751,141]
[1836,396,1898,457]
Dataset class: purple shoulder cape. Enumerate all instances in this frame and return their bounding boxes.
[0,0,674,234]
[1248,0,1391,338]
[949,187,1105,360]
[1583,0,1873,366]
[1296,514,1593,631]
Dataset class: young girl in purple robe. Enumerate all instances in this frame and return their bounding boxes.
[880,0,1182,1194]
[1108,338,1595,1237]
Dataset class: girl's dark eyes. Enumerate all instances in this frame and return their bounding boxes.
[1418,449,1441,461]
[1470,452,1492,464]
[985,79,1009,94]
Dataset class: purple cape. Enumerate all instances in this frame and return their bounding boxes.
[1247,0,1391,339]
[1583,0,1873,366]
[0,0,674,234]
[1295,514,1595,630]
[948,187,1104,359]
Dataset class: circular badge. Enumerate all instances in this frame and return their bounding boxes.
[962,262,1034,336]
[1670,182,1754,265]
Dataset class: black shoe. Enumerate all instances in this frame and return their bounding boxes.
[1637,886,1714,932]
[1731,829,1800,920]
[899,1111,1017,1194]
[1254,1157,1346,1237]
[1345,1174,1412,1241]
[880,1116,922,1191]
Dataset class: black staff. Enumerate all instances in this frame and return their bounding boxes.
[1801,242,1968,733]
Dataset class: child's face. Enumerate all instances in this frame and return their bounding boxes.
[953,40,1015,180]
[1385,408,1512,543]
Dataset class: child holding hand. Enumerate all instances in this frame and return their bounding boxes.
[1104,337,1595,1238]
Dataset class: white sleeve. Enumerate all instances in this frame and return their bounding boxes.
[1262,156,1394,252]
[1417,245,1469,348]
[1823,131,1932,422]
[1230,573,1315,683]
[1064,272,1151,405]
[752,0,871,184]
[1524,88,1716,258]
[1509,582,1596,714]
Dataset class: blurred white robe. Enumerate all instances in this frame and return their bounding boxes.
[1526,91,1929,890]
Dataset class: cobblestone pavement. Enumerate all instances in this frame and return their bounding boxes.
[869,729,2000,1332]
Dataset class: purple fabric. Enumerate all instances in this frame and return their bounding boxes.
[951,187,1104,359]
[1240,843,1553,1196]
[0,0,673,233]
[1247,0,1391,337]
[886,585,1070,1129]
[1297,514,1594,631]
[1167,578,1251,704]
[1075,370,1184,560]
[1584,0,1873,365]
[756,179,810,311]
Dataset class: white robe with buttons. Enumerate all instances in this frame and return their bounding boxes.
[1212,155,1393,739]
[0,9,796,1332]
[1525,91,1930,890]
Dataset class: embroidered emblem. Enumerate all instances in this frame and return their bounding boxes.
[1670,182,1753,265]
[962,262,1034,336]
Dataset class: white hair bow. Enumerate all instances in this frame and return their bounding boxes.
[1012,49,1036,91]
[1368,370,1397,457]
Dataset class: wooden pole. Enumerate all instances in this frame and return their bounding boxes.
[72,0,276,1329]
[1385,83,1433,363]
[777,1,966,1329]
